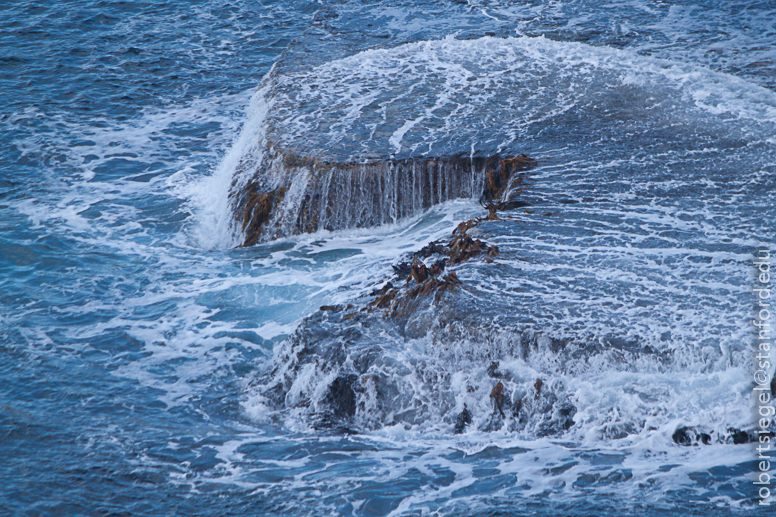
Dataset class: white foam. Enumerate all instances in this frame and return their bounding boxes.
[181,83,275,249]
[260,35,776,164]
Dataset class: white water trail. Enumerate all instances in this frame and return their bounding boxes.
[185,82,275,249]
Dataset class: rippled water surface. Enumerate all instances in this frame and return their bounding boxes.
[2,1,775,515]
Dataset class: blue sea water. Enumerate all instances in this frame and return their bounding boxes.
[1,1,776,515]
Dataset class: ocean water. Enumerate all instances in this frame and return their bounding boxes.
[2,1,775,516]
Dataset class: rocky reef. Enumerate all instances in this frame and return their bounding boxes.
[241,169,767,444]
[233,14,767,441]
[245,188,770,446]
[247,195,680,439]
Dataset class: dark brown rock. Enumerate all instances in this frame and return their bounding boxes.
[491,381,506,418]
[534,378,543,398]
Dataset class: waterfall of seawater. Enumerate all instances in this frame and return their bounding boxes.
[229,149,533,246]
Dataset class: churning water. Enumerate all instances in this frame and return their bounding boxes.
[2,1,775,515]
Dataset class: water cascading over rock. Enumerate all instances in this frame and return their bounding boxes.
[231,152,534,246]
[225,35,617,246]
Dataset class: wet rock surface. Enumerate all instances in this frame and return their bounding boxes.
[250,235,757,440]
[672,426,711,446]
[671,426,763,446]
[246,191,696,440]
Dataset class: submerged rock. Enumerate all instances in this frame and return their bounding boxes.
[244,194,676,439]
[487,361,503,378]
[368,208,506,329]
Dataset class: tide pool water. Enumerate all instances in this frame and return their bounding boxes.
[2,1,775,515]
